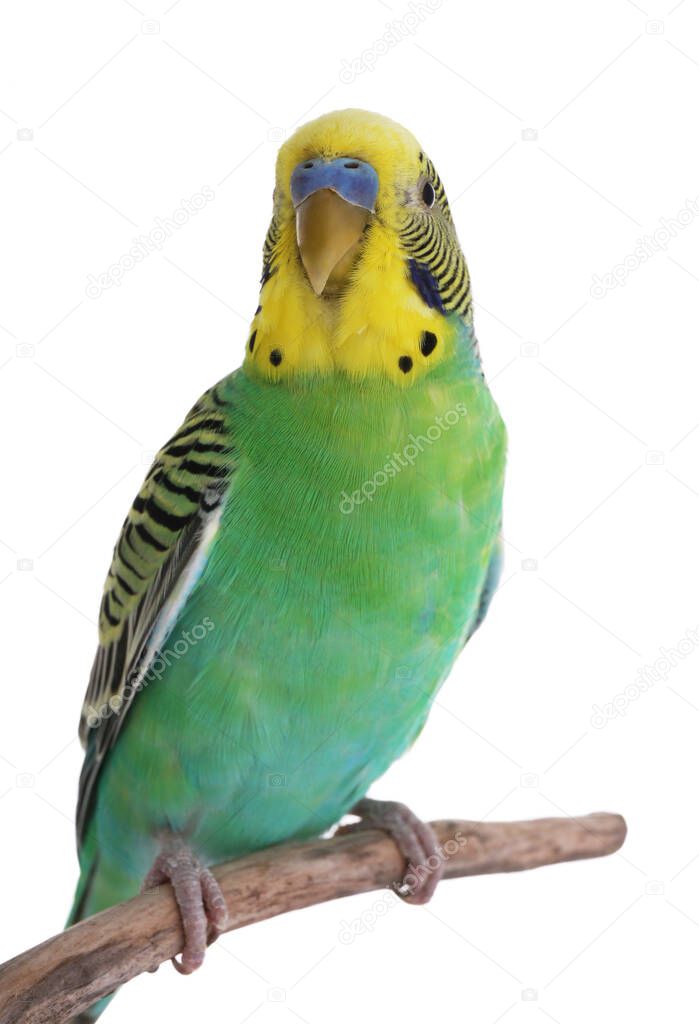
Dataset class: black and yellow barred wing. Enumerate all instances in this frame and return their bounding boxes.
[76,378,235,839]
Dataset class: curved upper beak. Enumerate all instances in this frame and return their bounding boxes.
[290,157,379,295]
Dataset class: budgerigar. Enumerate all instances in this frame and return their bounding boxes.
[67,109,506,1021]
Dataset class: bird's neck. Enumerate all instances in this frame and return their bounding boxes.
[243,237,478,387]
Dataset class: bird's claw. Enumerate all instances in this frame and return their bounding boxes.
[340,797,444,904]
[141,836,228,974]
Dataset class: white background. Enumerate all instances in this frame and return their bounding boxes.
[1,1,698,1021]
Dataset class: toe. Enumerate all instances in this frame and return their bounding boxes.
[400,854,444,905]
[359,800,445,905]
[143,840,226,973]
[172,876,209,973]
[400,816,444,904]
[201,867,229,940]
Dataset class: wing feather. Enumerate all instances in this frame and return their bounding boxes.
[76,379,235,842]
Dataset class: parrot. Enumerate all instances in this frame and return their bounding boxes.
[66,108,507,1021]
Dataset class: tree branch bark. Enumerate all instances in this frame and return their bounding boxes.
[0,812,626,1024]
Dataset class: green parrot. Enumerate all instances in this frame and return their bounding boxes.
[67,108,506,1020]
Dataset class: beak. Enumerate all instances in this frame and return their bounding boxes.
[290,156,379,296]
[295,191,371,295]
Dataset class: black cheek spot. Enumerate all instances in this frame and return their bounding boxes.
[398,355,413,374]
[270,349,283,366]
[420,331,437,357]
[248,330,257,353]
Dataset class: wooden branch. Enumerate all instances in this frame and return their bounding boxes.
[0,812,626,1024]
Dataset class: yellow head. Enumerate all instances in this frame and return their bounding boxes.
[244,109,473,386]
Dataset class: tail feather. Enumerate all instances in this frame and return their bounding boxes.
[65,827,124,1022]
[68,1001,113,1024]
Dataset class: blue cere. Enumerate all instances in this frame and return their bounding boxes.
[290,157,379,212]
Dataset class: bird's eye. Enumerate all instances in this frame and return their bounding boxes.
[421,181,435,208]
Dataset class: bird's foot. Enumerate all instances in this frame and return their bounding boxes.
[338,798,444,905]
[141,835,229,974]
